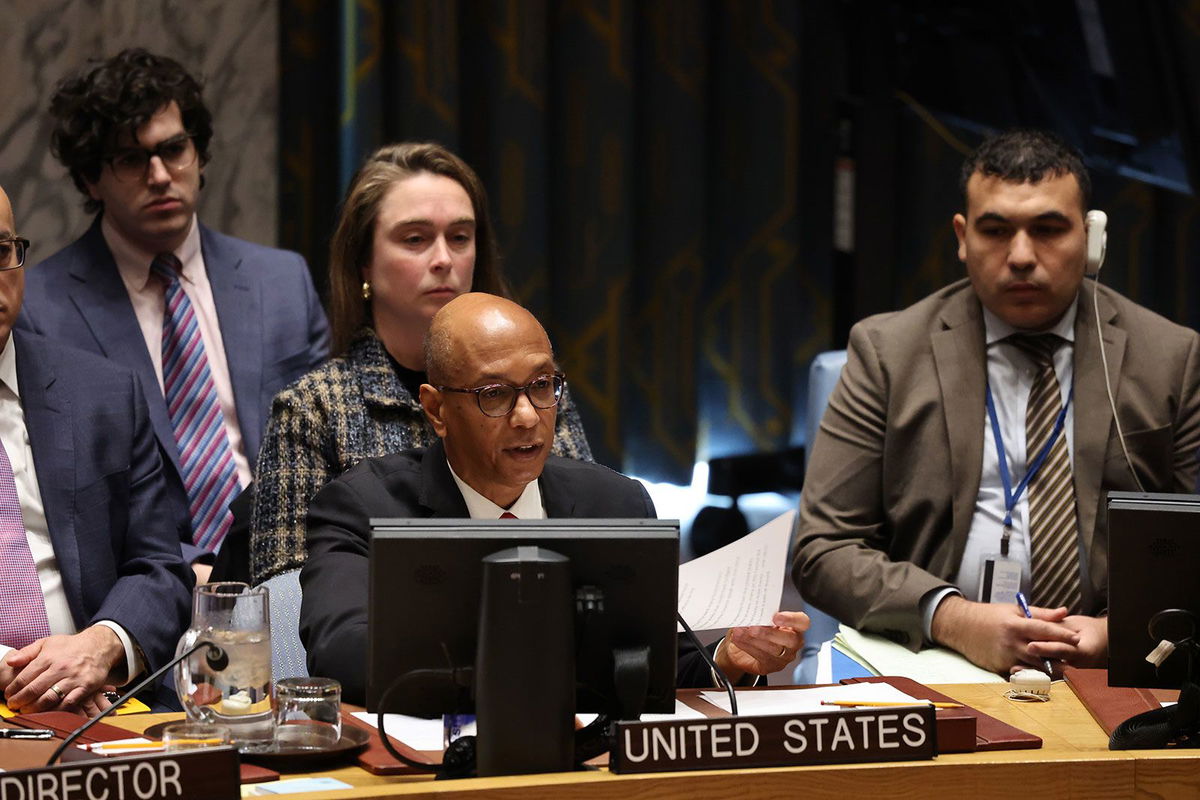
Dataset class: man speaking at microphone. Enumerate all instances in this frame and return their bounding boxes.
[0,184,191,715]
[300,293,808,703]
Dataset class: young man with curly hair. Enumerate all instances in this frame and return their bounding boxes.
[19,49,330,578]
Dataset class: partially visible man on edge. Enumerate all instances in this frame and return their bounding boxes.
[300,292,808,703]
[0,183,191,715]
[18,49,330,581]
[793,129,1200,675]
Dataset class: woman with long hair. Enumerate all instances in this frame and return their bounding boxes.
[249,142,592,584]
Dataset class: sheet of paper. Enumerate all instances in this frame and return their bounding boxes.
[815,639,834,685]
[355,703,703,749]
[834,625,1006,684]
[579,700,703,727]
[353,711,445,751]
[640,699,707,722]
[699,682,925,716]
[677,510,795,632]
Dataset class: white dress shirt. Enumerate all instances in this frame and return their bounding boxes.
[921,299,1078,637]
[0,335,141,683]
[447,462,547,520]
[102,215,252,489]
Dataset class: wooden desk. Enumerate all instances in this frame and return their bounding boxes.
[108,683,1200,799]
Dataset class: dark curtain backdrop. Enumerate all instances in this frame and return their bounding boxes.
[279,0,830,483]
[278,0,1200,485]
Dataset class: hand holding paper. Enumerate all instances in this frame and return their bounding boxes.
[677,510,795,631]
[677,511,805,680]
[717,610,809,682]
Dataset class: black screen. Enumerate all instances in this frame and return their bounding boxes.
[1107,492,1200,688]
[366,518,679,716]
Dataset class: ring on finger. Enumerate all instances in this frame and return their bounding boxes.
[777,646,788,658]
[49,684,66,701]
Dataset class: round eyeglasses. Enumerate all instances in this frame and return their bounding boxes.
[437,373,565,417]
[106,133,198,183]
[0,237,30,271]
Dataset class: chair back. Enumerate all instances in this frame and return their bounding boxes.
[795,350,847,684]
[261,568,309,680]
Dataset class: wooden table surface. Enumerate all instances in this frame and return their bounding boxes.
[104,682,1200,799]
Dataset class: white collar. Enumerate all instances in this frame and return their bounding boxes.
[0,333,17,398]
[446,459,546,520]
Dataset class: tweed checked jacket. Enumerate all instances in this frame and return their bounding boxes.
[249,327,594,583]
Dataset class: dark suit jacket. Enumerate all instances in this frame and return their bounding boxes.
[793,278,1200,648]
[12,331,193,674]
[19,218,330,560]
[299,441,712,703]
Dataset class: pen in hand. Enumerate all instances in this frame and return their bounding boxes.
[1015,591,1055,677]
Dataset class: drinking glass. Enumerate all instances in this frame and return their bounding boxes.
[273,677,342,750]
[162,722,232,752]
[174,582,274,752]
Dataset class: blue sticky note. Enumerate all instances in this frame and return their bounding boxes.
[253,777,354,794]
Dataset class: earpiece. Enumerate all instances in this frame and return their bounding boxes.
[1086,209,1107,273]
[1086,207,1146,491]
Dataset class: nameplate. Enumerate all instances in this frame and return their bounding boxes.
[610,706,937,774]
[0,747,239,800]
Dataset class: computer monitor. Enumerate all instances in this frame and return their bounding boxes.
[366,518,679,775]
[1107,492,1200,688]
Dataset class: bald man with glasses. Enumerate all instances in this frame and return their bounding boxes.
[299,293,808,704]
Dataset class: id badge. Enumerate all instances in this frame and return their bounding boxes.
[980,555,1023,604]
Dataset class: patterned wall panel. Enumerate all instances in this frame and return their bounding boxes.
[0,0,278,259]
[698,1,804,461]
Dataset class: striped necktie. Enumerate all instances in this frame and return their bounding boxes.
[153,253,240,552]
[1009,333,1081,613]
[0,439,50,649]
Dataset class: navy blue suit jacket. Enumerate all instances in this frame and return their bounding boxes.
[19,219,331,559]
[12,331,192,674]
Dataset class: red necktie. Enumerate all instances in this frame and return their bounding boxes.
[500,512,518,519]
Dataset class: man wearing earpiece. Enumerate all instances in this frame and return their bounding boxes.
[793,129,1200,675]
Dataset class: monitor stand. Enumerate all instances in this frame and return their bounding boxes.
[474,546,575,776]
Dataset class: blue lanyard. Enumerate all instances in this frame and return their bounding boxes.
[985,378,1073,552]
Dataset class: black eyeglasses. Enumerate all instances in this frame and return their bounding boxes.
[0,238,30,271]
[438,373,565,417]
[106,133,197,183]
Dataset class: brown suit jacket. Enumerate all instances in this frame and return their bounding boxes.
[792,278,1200,649]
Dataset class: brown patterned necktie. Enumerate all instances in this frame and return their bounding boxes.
[1008,334,1081,612]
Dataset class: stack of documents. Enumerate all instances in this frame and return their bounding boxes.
[833,625,1006,684]
[699,682,927,716]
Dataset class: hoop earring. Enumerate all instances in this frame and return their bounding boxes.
[362,281,372,300]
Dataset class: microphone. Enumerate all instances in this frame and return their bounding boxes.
[46,641,227,765]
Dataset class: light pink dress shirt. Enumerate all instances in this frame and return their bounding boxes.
[101,215,252,489]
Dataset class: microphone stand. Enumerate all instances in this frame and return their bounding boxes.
[677,613,739,715]
[46,641,227,765]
